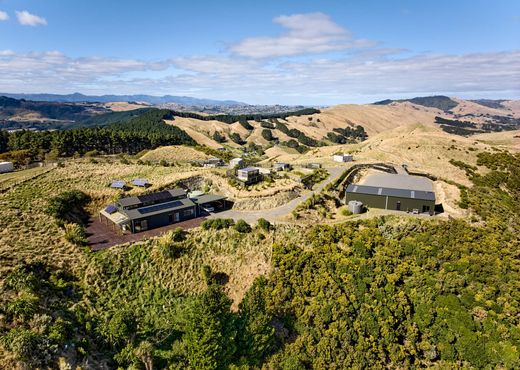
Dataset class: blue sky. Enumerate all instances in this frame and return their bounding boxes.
[0,0,519,104]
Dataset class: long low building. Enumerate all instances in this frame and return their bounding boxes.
[345,173,436,214]
[100,188,227,233]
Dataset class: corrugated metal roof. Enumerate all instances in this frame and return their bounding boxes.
[190,194,227,204]
[123,197,195,220]
[360,173,433,192]
[346,183,435,201]
[118,188,186,208]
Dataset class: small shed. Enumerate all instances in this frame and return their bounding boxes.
[274,162,290,171]
[333,154,353,163]
[0,162,14,173]
[230,158,245,169]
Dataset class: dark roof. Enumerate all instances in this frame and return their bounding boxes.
[118,189,187,208]
[190,194,227,204]
[123,198,195,220]
[239,167,259,172]
[346,183,435,201]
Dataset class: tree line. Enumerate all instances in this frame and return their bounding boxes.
[0,110,195,160]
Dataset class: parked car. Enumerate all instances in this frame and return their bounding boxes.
[202,205,215,213]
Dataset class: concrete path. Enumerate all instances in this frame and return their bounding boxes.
[208,166,346,224]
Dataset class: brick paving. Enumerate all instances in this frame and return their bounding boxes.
[86,216,206,251]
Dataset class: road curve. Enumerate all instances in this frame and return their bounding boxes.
[208,166,346,224]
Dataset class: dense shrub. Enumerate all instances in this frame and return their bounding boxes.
[46,190,91,223]
[201,218,235,230]
[257,218,272,231]
[234,219,252,233]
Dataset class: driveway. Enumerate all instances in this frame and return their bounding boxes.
[208,166,345,224]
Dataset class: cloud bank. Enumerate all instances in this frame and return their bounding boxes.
[15,10,47,26]
[0,12,518,104]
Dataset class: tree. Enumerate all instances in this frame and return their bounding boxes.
[184,285,236,369]
[237,277,277,365]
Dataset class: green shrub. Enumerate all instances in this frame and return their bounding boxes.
[234,219,252,233]
[47,190,91,222]
[257,218,272,231]
[341,208,353,216]
[63,223,88,246]
[202,218,235,230]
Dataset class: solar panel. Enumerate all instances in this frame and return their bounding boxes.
[137,200,184,215]
[133,179,149,187]
[137,190,173,204]
[111,181,125,189]
[105,204,118,214]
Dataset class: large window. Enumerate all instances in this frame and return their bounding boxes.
[183,208,194,217]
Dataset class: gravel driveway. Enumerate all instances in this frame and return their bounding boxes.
[208,166,345,224]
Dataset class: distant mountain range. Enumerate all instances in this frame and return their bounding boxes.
[0,92,245,106]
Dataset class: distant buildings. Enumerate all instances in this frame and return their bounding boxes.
[274,162,291,171]
[237,167,261,184]
[230,157,245,169]
[202,157,224,168]
[333,154,353,163]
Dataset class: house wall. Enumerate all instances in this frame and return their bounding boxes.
[345,192,435,212]
[130,205,196,232]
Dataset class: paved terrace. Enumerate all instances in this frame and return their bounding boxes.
[86,216,205,251]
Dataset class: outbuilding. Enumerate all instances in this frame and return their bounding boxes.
[274,162,291,171]
[333,154,353,163]
[344,173,436,214]
[230,157,245,169]
[345,175,435,214]
[0,162,14,173]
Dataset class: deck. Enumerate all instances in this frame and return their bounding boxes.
[86,216,206,251]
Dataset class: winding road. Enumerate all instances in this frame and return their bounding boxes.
[208,166,346,224]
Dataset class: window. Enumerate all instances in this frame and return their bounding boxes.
[183,208,194,217]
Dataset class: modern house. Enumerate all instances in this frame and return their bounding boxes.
[99,188,227,233]
[274,162,291,171]
[333,154,353,163]
[0,162,14,173]
[237,167,261,184]
[230,157,245,169]
[344,173,435,214]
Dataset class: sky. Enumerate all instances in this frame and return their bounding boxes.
[0,0,519,105]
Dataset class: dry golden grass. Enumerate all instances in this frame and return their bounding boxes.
[139,145,212,162]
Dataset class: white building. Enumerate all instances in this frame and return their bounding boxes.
[0,162,14,173]
[333,154,353,163]
[229,157,245,169]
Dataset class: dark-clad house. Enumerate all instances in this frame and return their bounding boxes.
[101,189,196,233]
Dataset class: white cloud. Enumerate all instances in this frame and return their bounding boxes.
[0,11,9,21]
[15,10,47,26]
[229,12,374,58]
